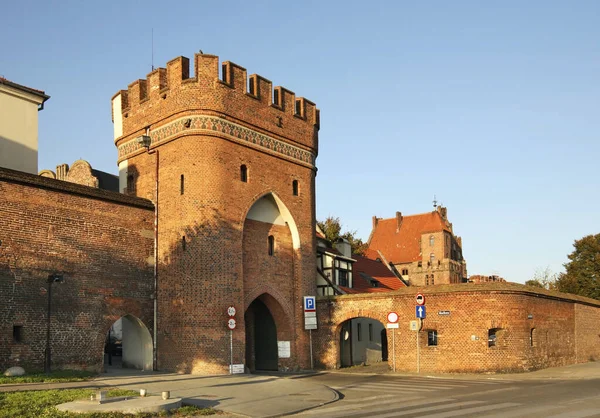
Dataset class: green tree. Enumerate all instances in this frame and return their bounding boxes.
[555,233,600,300]
[525,279,544,288]
[526,267,558,290]
[317,216,367,256]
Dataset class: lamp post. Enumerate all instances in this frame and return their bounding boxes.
[45,274,64,374]
[138,133,159,371]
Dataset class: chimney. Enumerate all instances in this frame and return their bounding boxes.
[372,216,379,230]
[438,206,448,221]
[335,238,352,258]
[396,211,403,232]
[56,164,69,181]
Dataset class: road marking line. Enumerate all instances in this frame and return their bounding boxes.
[482,404,562,418]
[416,402,520,418]
[547,410,600,418]
[364,400,485,418]
[298,396,425,415]
[301,397,458,418]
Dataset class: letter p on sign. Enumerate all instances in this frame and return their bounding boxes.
[304,296,316,312]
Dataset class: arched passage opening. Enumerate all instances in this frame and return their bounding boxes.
[244,293,292,372]
[103,315,152,371]
[339,317,388,368]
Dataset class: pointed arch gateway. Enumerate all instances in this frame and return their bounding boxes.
[103,314,153,371]
[242,192,298,371]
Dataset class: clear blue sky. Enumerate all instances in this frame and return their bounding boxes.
[2,1,598,283]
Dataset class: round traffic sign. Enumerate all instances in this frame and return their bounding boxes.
[227,318,236,330]
[387,312,399,323]
[416,293,426,306]
[227,306,236,317]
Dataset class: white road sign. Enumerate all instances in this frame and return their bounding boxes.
[387,312,399,323]
[227,306,236,317]
[227,318,236,330]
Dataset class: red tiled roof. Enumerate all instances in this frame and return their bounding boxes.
[0,77,49,99]
[349,254,406,293]
[368,211,450,264]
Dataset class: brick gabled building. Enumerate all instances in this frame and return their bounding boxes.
[367,206,467,286]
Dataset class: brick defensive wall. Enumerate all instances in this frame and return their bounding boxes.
[0,167,154,372]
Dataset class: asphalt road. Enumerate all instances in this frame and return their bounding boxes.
[292,373,600,417]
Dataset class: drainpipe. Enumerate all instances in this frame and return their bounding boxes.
[150,148,159,371]
[139,133,159,371]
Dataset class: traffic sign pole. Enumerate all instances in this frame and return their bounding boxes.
[230,329,233,375]
[392,328,396,372]
[309,329,314,370]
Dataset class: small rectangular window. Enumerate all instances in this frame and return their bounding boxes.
[180,174,185,195]
[13,325,23,343]
[357,323,362,341]
[427,330,438,346]
[292,180,299,196]
[338,270,348,287]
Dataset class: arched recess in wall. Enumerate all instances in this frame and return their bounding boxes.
[243,192,300,249]
[244,292,292,372]
[337,316,389,369]
[103,314,153,371]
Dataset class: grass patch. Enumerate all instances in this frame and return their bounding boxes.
[0,388,216,417]
[0,370,97,384]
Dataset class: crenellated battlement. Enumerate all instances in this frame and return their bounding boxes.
[113,53,319,131]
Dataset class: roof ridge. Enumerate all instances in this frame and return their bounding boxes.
[379,211,440,222]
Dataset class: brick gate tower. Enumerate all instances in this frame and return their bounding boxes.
[112,53,319,373]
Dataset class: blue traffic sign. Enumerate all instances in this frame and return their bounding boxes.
[416,305,426,318]
[304,296,316,312]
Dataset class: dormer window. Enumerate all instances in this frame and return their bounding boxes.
[370,280,379,288]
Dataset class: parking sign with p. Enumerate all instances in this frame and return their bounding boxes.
[304,296,316,312]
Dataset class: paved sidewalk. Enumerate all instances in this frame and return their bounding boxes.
[2,362,598,417]
[0,369,338,418]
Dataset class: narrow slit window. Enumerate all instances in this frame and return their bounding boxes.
[180,174,185,195]
[240,165,248,183]
[182,236,186,251]
[268,235,275,256]
[13,325,23,343]
[530,328,536,347]
[292,180,299,196]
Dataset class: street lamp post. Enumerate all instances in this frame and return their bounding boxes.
[45,274,64,374]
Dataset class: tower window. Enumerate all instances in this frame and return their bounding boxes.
[430,253,435,265]
[292,180,299,196]
[268,235,275,256]
[240,165,248,183]
[182,236,186,251]
[180,174,185,195]
[430,235,434,246]
[126,173,135,194]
